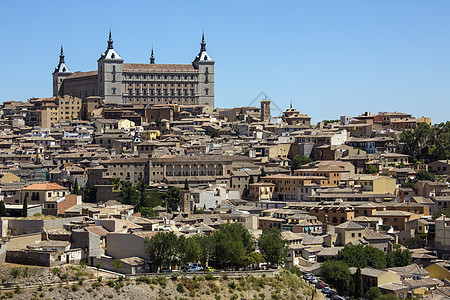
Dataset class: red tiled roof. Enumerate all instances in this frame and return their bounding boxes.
[22,183,68,191]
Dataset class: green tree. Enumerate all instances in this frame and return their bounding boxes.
[292,155,313,170]
[366,165,379,174]
[336,245,386,269]
[386,244,412,267]
[182,235,203,265]
[110,177,121,190]
[258,229,288,266]
[415,170,435,181]
[212,223,254,270]
[140,207,157,218]
[112,259,123,271]
[432,207,450,219]
[73,178,79,195]
[162,187,181,212]
[366,287,382,300]
[260,167,266,177]
[119,181,139,206]
[22,193,28,217]
[320,260,352,292]
[84,187,97,203]
[144,231,183,272]
[405,236,422,249]
[0,200,6,217]
[352,268,363,299]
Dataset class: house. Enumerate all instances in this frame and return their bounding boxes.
[350,267,402,293]
[428,160,450,176]
[334,221,365,246]
[19,182,69,206]
[434,215,450,253]
[424,262,450,280]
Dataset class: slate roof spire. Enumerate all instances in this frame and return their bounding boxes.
[150,47,155,64]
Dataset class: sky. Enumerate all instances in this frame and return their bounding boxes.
[0,0,449,124]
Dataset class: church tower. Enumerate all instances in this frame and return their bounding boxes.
[192,33,215,108]
[97,30,123,104]
[52,46,72,96]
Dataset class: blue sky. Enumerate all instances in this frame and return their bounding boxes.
[1,1,449,123]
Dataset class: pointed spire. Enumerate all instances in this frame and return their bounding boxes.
[107,29,114,49]
[59,45,65,63]
[150,47,155,64]
[290,100,293,109]
[200,32,206,52]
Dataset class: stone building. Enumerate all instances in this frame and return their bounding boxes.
[53,31,215,107]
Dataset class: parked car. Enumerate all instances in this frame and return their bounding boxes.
[327,290,336,297]
[322,287,331,294]
[309,277,318,284]
[316,281,326,289]
[186,266,203,272]
[206,266,216,272]
[303,273,313,280]
[160,268,171,273]
[332,295,344,300]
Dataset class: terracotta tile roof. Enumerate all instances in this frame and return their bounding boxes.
[65,71,98,79]
[22,182,68,191]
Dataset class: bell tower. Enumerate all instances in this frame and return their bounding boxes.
[52,45,72,96]
[192,33,215,108]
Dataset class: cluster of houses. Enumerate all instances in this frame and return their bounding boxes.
[0,97,448,298]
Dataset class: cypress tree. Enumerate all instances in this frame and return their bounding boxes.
[353,267,363,299]
[73,178,79,195]
[0,200,6,217]
[22,193,28,217]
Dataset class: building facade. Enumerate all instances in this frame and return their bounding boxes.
[53,32,215,108]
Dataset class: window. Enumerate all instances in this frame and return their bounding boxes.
[112,66,116,72]
[143,89,147,95]
[128,89,132,95]
[112,88,116,94]
[351,233,355,237]
[205,88,209,95]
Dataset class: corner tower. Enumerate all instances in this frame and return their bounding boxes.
[192,33,215,108]
[52,46,72,96]
[97,30,123,104]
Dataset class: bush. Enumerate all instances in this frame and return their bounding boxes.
[228,281,237,289]
[156,276,167,287]
[171,273,179,281]
[177,283,185,293]
[71,285,79,292]
[136,276,152,284]
[10,268,21,278]
[107,280,115,287]
[51,268,60,275]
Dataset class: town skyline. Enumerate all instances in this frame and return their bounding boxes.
[1,1,450,123]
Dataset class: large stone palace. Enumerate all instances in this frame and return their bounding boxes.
[52,31,215,107]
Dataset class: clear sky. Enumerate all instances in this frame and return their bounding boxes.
[1,1,449,123]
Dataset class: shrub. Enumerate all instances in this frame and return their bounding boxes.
[10,268,21,278]
[71,285,79,292]
[136,276,152,284]
[156,276,167,287]
[51,268,60,275]
[228,281,237,289]
[107,280,115,287]
[177,283,185,293]
[204,274,215,281]
[98,276,103,282]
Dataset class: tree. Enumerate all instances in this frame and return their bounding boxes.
[376,294,399,300]
[336,245,386,269]
[0,200,6,217]
[73,178,79,195]
[184,179,189,191]
[22,193,28,217]
[386,244,412,267]
[415,170,435,182]
[140,207,157,218]
[258,229,288,266]
[292,155,313,170]
[112,259,123,271]
[84,187,97,203]
[110,177,120,191]
[182,236,203,265]
[320,260,352,292]
[432,207,450,219]
[260,167,266,177]
[352,267,363,299]
[119,181,139,206]
[405,236,422,249]
[366,287,382,300]
[144,231,183,272]
[366,165,379,174]
[212,223,254,270]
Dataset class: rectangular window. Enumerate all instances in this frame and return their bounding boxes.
[112,88,116,94]
[128,89,133,95]
[143,89,147,95]
[135,89,140,95]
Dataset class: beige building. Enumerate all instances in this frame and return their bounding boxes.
[20,183,69,206]
[350,175,397,194]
